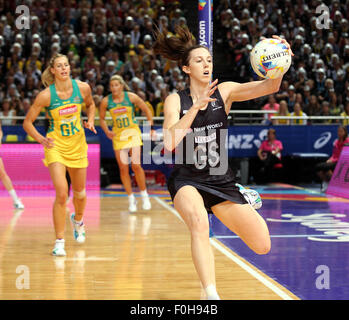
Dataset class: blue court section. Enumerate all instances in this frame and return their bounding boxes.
[212,184,349,300]
[102,183,349,300]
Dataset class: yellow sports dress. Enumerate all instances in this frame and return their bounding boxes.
[107,91,142,150]
[43,79,88,168]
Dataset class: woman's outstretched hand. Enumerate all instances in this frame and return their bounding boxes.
[192,79,219,110]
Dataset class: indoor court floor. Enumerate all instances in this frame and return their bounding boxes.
[0,183,348,300]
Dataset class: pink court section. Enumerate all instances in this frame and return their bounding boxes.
[0,143,100,193]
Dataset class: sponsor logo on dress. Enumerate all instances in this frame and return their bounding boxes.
[211,101,223,111]
[113,107,127,114]
[59,105,77,116]
[194,132,216,143]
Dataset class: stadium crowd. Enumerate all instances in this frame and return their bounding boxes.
[214,0,349,124]
[0,0,348,125]
[0,0,186,124]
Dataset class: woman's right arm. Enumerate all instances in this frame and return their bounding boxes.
[163,80,218,151]
[99,97,115,140]
[23,89,54,148]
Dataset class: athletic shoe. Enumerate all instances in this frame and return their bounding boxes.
[14,199,24,209]
[70,213,86,243]
[321,182,328,193]
[236,183,262,210]
[141,196,151,210]
[52,239,66,256]
[128,197,137,213]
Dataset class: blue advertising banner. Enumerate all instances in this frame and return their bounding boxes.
[2,125,346,160]
[198,0,213,53]
[225,125,341,158]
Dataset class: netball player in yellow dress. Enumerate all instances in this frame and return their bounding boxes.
[99,75,155,212]
[0,122,24,209]
[23,53,96,256]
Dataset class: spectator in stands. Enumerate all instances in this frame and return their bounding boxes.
[272,100,290,125]
[275,80,289,101]
[290,102,307,125]
[307,94,321,117]
[256,128,284,183]
[329,91,342,123]
[16,98,31,124]
[319,101,333,124]
[316,125,349,192]
[302,85,311,110]
[315,68,327,102]
[286,85,297,113]
[0,98,16,125]
[341,101,349,126]
[294,67,307,91]
[261,94,279,124]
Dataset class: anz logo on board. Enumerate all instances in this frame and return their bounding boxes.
[226,129,269,150]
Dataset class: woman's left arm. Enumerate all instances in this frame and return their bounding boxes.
[130,93,153,126]
[79,81,97,134]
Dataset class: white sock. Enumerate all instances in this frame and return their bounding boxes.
[205,284,220,300]
[73,215,84,226]
[8,189,19,202]
[140,190,148,197]
[128,194,135,202]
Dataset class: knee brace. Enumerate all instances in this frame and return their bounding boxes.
[73,189,86,199]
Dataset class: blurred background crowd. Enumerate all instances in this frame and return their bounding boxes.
[214,0,349,124]
[0,0,348,126]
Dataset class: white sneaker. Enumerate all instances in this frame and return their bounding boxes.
[128,197,137,213]
[71,213,86,243]
[236,183,262,210]
[142,196,151,210]
[321,182,329,193]
[52,239,66,256]
[14,199,24,209]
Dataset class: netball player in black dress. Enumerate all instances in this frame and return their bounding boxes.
[154,26,293,300]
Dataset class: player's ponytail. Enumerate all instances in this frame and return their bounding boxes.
[153,25,208,67]
[41,53,68,87]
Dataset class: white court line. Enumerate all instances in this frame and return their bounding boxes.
[215,234,335,239]
[154,196,295,300]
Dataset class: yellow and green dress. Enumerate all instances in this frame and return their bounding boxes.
[107,91,142,150]
[44,79,88,168]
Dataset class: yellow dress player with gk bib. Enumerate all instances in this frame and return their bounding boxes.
[44,79,88,168]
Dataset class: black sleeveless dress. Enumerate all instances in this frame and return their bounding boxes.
[167,87,247,211]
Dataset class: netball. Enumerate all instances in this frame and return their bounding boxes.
[250,38,292,79]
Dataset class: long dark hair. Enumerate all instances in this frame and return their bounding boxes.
[153,25,209,67]
[338,125,348,141]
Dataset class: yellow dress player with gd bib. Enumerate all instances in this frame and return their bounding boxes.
[23,53,96,257]
[99,75,155,213]
[44,78,88,167]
